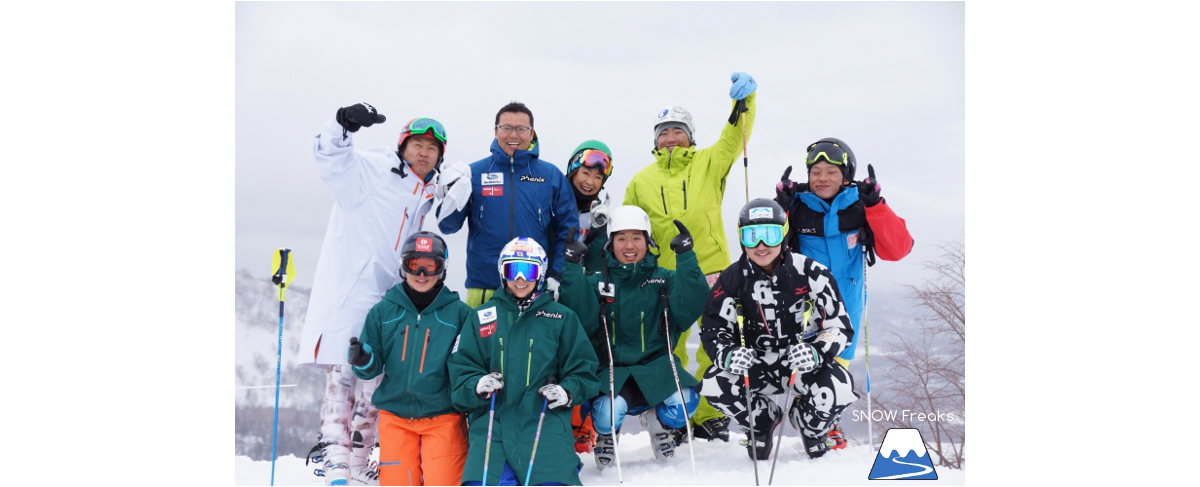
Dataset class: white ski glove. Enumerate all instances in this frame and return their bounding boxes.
[545,277,561,301]
[538,383,572,409]
[475,371,504,399]
[786,342,821,374]
[589,199,610,229]
[725,347,757,375]
[435,161,471,215]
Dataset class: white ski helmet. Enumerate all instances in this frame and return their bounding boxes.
[653,106,695,149]
[497,237,548,284]
[605,205,657,249]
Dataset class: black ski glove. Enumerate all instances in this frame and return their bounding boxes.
[347,337,372,367]
[857,164,882,207]
[775,166,799,210]
[563,226,588,265]
[336,102,386,133]
[669,220,693,254]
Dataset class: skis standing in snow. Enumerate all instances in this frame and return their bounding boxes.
[447,238,600,486]
[437,102,579,308]
[699,199,859,460]
[558,206,710,468]
[296,104,467,486]
[349,232,472,486]
[622,72,759,442]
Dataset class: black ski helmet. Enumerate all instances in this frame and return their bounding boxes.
[805,137,856,181]
[738,198,787,228]
[400,231,449,278]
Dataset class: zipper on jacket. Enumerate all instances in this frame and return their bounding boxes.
[660,187,669,215]
[401,323,410,361]
[682,181,687,210]
[538,208,543,226]
[509,157,515,240]
[420,328,430,374]
[526,339,533,387]
[499,336,505,381]
[640,311,645,352]
[394,207,410,251]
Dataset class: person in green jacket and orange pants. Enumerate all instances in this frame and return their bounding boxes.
[349,232,473,486]
[622,71,757,442]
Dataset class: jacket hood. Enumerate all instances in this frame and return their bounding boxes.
[489,134,541,169]
[383,282,462,312]
[799,185,860,213]
[651,145,696,172]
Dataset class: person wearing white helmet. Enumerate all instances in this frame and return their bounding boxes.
[622,72,759,442]
[558,206,710,467]
[448,238,600,486]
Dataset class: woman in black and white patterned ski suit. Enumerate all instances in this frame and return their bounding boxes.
[699,199,858,461]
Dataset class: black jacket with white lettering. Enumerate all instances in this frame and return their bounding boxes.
[700,250,853,370]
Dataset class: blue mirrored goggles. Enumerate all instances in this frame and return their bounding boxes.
[740,224,785,248]
[502,260,542,282]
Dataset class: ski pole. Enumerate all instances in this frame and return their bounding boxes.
[269,248,295,486]
[769,306,812,485]
[482,369,500,487]
[526,376,556,486]
[598,276,623,483]
[736,306,760,485]
[658,289,696,474]
[864,262,873,451]
[728,98,750,203]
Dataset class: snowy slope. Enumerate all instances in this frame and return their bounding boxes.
[235,431,963,485]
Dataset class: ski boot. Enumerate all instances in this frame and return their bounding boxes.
[347,432,379,485]
[308,441,352,485]
[801,431,832,459]
[593,433,616,470]
[692,416,731,442]
[639,409,676,460]
[828,423,847,450]
[740,414,783,461]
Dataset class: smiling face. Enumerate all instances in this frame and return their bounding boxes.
[745,241,782,272]
[402,135,441,180]
[404,265,441,293]
[655,126,690,151]
[494,111,534,157]
[506,276,535,299]
[571,165,604,196]
[612,229,648,264]
[808,161,847,200]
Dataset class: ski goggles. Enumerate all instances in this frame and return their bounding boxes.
[501,260,542,282]
[408,118,448,143]
[403,256,444,276]
[805,141,849,166]
[567,149,612,178]
[739,224,785,248]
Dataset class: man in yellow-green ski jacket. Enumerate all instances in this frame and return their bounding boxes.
[622,72,757,442]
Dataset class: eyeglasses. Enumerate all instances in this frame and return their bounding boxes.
[409,118,448,143]
[404,256,444,276]
[805,141,849,166]
[496,125,532,135]
[567,149,612,177]
[739,224,785,248]
[501,260,542,282]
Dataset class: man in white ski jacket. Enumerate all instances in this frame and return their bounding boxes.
[295,103,470,486]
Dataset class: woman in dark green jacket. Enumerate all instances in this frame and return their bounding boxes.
[448,237,600,486]
[558,205,710,469]
[349,232,474,486]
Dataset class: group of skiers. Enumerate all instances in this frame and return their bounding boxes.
[294,72,914,486]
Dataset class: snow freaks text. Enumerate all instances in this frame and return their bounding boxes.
[851,409,958,423]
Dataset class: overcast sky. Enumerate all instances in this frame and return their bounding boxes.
[235,1,965,295]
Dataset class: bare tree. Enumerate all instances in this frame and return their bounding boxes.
[872,238,964,469]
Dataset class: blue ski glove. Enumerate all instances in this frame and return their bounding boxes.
[729,72,757,100]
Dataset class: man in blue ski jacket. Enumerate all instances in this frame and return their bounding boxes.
[438,101,579,307]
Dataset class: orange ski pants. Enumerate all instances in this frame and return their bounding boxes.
[378,410,469,486]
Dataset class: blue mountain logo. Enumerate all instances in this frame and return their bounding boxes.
[868,428,938,480]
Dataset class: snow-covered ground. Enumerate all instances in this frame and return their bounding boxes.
[235,431,963,485]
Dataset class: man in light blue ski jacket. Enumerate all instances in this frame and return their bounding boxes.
[438,102,578,307]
